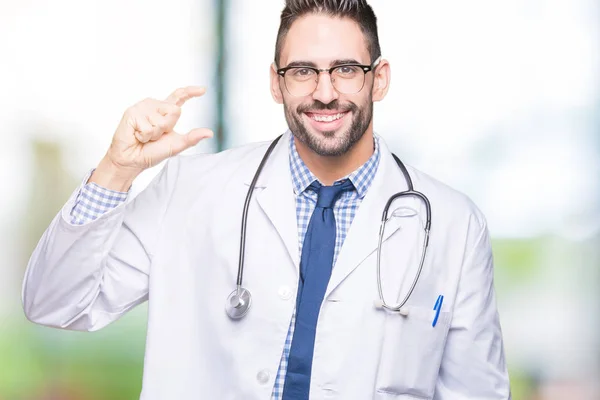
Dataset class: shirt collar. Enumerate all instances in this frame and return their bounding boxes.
[288,133,381,198]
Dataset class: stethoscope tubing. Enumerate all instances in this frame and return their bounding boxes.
[228,134,431,319]
[375,154,432,313]
[236,135,282,289]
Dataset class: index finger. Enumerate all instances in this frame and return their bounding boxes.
[164,86,207,107]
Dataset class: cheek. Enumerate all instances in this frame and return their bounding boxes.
[272,77,286,103]
[359,91,374,110]
[284,98,310,115]
[282,98,295,113]
[344,95,371,115]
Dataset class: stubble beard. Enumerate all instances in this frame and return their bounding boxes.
[284,98,373,157]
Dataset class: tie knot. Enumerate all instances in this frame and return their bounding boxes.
[309,179,354,209]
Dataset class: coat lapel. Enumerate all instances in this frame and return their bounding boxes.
[325,140,421,298]
[245,132,300,273]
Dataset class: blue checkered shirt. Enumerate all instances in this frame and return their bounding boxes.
[68,134,381,398]
[69,172,128,225]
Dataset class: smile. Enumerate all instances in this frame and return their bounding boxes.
[308,112,347,122]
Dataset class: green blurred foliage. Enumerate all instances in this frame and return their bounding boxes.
[0,309,146,400]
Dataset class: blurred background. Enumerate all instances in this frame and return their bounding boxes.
[0,0,598,399]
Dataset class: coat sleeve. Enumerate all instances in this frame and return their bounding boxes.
[435,212,511,399]
[22,158,178,332]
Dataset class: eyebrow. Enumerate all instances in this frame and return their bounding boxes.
[330,58,362,66]
[285,60,318,68]
[283,58,364,68]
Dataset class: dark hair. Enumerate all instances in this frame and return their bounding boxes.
[274,0,381,67]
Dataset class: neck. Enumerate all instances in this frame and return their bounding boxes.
[294,128,374,186]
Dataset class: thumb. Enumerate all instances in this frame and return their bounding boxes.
[169,128,214,156]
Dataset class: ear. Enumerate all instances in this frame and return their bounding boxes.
[371,58,391,102]
[270,63,284,104]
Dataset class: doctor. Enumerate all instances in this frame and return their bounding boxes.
[22,0,510,399]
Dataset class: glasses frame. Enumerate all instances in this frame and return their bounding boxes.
[276,56,382,97]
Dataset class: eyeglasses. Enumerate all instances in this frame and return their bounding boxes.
[277,57,381,97]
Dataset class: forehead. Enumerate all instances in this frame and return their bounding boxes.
[280,13,371,66]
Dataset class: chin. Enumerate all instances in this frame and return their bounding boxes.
[304,132,354,157]
[289,108,368,157]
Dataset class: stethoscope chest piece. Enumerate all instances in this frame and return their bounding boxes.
[225,287,252,319]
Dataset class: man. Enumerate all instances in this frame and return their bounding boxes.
[22,0,511,398]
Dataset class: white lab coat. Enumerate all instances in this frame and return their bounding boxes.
[22,131,510,399]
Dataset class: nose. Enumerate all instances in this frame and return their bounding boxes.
[311,72,339,104]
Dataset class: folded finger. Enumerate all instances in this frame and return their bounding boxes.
[135,116,156,143]
[147,114,171,140]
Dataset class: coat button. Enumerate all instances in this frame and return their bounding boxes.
[256,369,270,384]
[278,285,292,300]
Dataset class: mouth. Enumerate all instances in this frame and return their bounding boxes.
[303,111,350,132]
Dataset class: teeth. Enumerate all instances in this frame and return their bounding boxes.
[311,112,345,122]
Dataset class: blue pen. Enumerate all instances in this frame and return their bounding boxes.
[432,295,444,327]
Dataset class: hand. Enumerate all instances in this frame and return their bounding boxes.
[90,86,213,190]
[109,85,213,171]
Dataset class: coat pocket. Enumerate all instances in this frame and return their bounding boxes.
[375,305,451,399]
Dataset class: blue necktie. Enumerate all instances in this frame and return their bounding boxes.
[282,179,354,399]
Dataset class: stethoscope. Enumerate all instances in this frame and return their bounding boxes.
[225,134,432,319]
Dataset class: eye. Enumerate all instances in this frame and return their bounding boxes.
[291,68,316,77]
[336,66,360,75]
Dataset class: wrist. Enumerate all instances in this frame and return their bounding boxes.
[88,156,140,192]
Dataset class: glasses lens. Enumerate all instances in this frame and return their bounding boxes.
[331,66,365,94]
[284,68,318,97]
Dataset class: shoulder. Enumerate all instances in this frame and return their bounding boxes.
[403,163,488,232]
[161,139,274,187]
[176,139,271,173]
[398,164,492,270]
[376,135,485,229]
